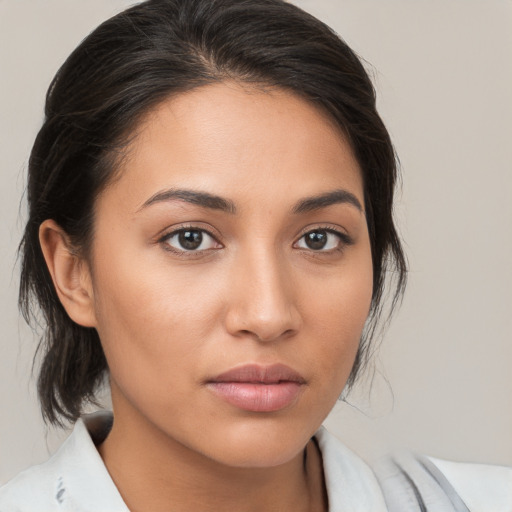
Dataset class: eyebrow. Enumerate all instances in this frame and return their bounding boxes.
[138,189,237,214]
[292,189,363,214]
[138,187,362,215]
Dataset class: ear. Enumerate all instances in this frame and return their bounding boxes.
[39,219,97,328]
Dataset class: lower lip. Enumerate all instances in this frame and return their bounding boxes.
[206,382,303,412]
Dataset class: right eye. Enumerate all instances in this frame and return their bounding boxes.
[162,228,221,253]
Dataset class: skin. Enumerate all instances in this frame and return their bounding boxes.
[40,83,373,512]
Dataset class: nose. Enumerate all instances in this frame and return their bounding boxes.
[223,248,302,343]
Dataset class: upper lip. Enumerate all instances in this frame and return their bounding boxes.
[208,364,306,384]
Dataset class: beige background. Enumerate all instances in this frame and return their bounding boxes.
[1,0,511,484]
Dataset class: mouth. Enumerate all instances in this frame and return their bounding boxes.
[205,364,306,412]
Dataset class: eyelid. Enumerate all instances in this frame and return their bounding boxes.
[156,221,221,241]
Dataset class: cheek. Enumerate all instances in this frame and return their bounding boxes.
[302,246,373,386]
[89,248,226,399]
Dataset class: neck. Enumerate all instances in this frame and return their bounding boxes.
[97,398,327,512]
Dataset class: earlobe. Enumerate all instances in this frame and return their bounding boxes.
[39,219,97,328]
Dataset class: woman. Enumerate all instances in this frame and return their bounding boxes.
[0,0,510,510]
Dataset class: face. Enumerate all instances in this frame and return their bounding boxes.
[87,83,373,468]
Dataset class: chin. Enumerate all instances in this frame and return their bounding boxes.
[196,417,316,469]
[212,441,305,469]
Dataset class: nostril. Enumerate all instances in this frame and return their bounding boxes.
[237,327,297,343]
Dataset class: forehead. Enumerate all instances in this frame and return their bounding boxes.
[101,82,364,213]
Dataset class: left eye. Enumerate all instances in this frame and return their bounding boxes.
[163,229,219,252]
[295,229,343,251]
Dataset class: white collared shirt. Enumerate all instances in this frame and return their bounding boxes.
[1,411,510,511]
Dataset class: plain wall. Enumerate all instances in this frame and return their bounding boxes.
[1,0,511,484]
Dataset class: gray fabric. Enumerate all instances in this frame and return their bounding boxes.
[373,452,471,512]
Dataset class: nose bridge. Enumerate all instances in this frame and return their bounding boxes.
[225,241,300,342]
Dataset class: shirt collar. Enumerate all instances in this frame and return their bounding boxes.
[315,426,388,511]
[54,411,129,511]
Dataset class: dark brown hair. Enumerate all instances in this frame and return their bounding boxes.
[19,0,406,425]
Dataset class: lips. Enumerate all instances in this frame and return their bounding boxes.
[205,364,306,412]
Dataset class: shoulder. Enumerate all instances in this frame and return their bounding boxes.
[429,456,512,512]
[0,440,71,511]
[316,427,512,512]
[374,448,512,512]
[0,411,127,512]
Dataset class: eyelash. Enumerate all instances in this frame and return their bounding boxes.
[158,224,353,257]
